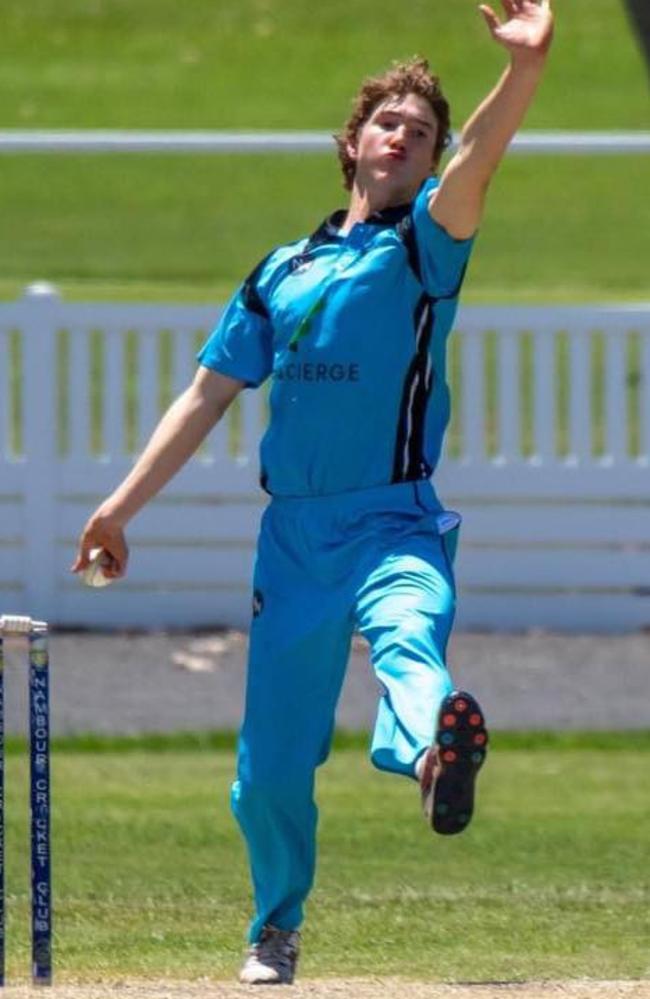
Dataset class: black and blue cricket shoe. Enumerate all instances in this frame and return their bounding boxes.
[420,690,488,836]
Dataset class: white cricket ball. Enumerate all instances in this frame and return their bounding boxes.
[81,547,114,588]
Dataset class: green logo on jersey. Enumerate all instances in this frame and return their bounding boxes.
[287,293,327,352]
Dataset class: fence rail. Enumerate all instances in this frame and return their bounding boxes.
[1,291,650,632]
[0,130,649,155]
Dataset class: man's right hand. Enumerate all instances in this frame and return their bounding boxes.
[71,513,129,581]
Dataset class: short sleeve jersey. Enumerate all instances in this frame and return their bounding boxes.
[197,176,475,497]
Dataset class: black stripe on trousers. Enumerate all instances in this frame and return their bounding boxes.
[391,294,436,483]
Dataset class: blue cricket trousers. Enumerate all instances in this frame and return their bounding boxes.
[231,479,459,942]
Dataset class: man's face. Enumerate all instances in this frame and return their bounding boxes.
[348,92,438,203]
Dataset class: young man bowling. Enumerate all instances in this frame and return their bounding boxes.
[73,0,554,984]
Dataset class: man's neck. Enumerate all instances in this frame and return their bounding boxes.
[340,184,412,235]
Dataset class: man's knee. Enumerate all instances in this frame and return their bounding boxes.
[231,776,317,835]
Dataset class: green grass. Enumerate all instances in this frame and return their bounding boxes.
[1,154,649,305]
[0,0,648,304]
[2,738,649,982]
[2,0,647,130]
[4,728,647,754]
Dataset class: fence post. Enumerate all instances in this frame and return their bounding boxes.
[20,285,60,622]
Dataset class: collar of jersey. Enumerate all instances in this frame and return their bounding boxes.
[305,200,412,253]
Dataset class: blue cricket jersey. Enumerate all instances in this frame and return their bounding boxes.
[197,176,475,497]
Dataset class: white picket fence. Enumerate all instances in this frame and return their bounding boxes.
[1,289,649,632]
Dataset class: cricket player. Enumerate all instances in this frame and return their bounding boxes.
[73,0,554,984]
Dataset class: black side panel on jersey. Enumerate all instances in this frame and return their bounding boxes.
[395,214,423,286]
[391,294,436,483]
[241,252,274,319]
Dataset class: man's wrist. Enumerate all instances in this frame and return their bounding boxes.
[508,49,549,74]
[92,500,129,531]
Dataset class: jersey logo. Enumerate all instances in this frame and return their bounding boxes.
[287,292,327,352]
[290,256,314,275]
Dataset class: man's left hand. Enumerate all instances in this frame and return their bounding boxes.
[478,0,554,60]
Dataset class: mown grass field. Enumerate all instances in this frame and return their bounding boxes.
[0,0,648,303]
[1,154,649,305]
[2,735,649,983]
[3,0,647,129]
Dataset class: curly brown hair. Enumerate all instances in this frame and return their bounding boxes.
[334,57,452,191]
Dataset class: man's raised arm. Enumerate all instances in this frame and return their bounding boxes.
[430,0,554,240]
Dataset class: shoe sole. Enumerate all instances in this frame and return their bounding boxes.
[431,690,488,835]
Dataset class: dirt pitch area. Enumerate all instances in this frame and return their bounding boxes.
[2,980,649,999]
[4,628,647,737]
